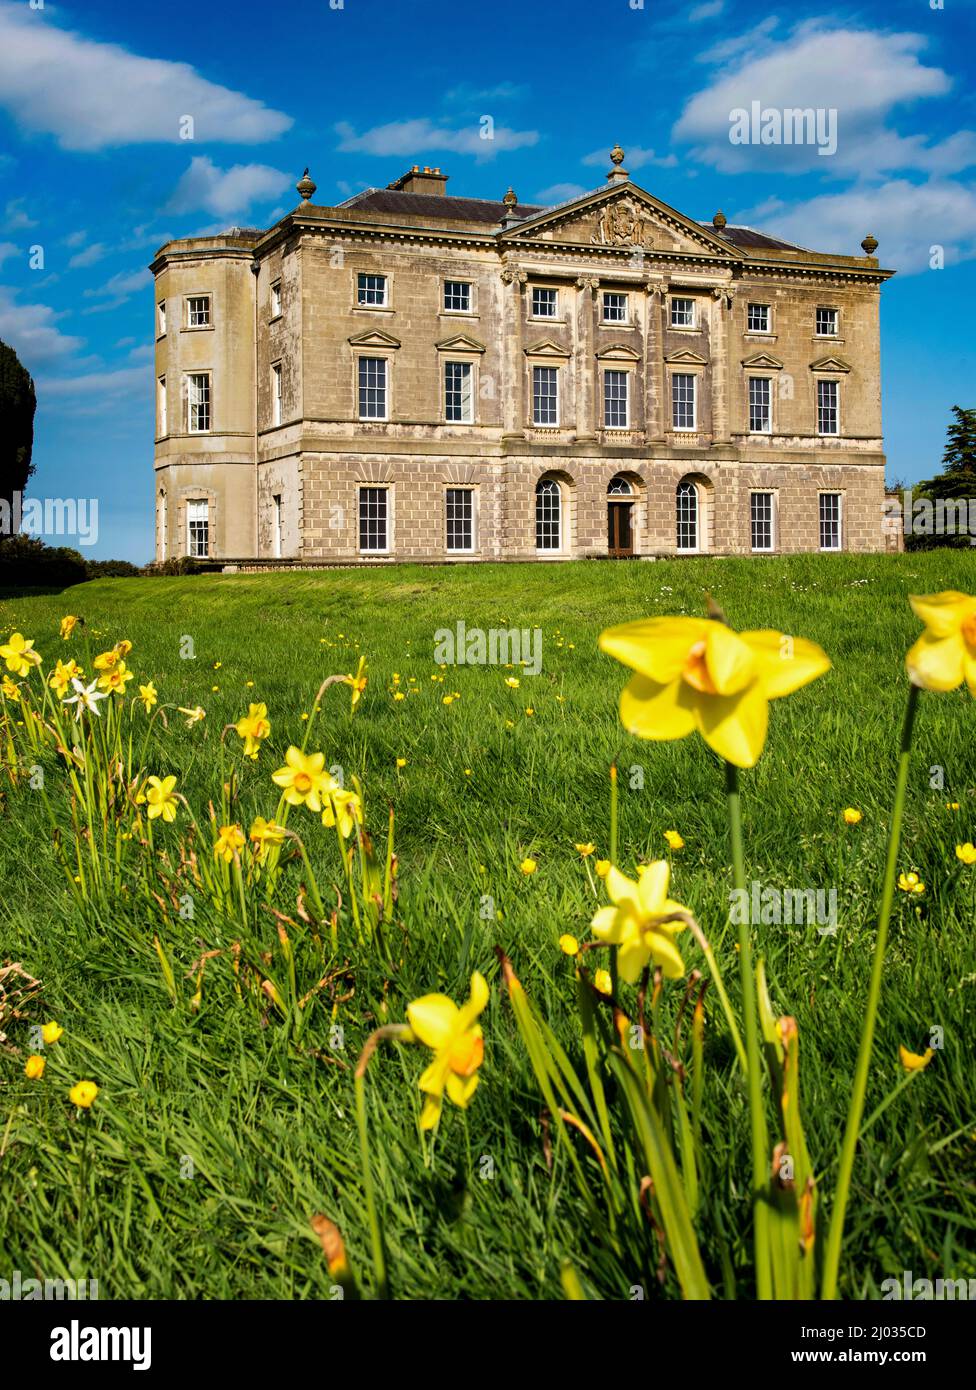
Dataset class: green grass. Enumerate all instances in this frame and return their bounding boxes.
[1,553,975,1300]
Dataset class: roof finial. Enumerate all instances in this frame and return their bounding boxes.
[712,209,727,230]
[861,233,878,255]
[500,188,520,228]
[607,143,629,184]
[297,168,317,204]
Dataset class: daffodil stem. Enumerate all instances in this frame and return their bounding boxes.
[821,682,920,1300]
[725,760,772,1301]
[354,1071,388,1299]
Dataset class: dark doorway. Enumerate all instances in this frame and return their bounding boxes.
[607,500,634,556]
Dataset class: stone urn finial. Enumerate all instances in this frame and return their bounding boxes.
[607,143,629,184]
[503,187,518,209]
[610,143,625,166]
[861,233,878,255]
[713,209,727,229]
[297,168,317,203]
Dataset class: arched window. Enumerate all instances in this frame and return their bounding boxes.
[676,480,699,551]
[535,477,562,551]
[607,475,632,496]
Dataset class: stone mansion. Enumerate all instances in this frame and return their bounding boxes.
[150,148,893,564]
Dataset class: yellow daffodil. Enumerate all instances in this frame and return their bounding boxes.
[138,682,158,712]
[843,807,863,825]
[897,871,925,895]
[575,842,596,857]
[1,674,19,701]
[898,1044,934,1072]
[69,1080,99,1109]
[956,842,976,865]
[116,640,133,657]
[0,633,42,677]
[345,656,367,710]
[214,824,246,863]
[591,861,691,983]
[520,857,537,875]
[59,615,80,640]
[235,702,271,758]
[249,816,286,857]
[144,774,179,823]
[405,971,488,1130]
[599,615,831,769]
[48,658,81,696]
[905,591,976,694]
[559,934,579,956]
[24,1054,45,1079]
[664,829,685,850]
[92,648,120,671]
[178,705,206,727]
[41,1021,63,1045]
[594,968,613,996]
[272,746,335,812]
[97,661,134,695]
[321,788,363,839]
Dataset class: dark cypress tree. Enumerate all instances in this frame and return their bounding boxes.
[0,337,37,512]
[916,405,976,498]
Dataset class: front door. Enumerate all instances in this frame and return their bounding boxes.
[608,501,634,557]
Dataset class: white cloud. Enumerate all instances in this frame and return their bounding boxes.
[82,267,152,312]
[68,242,109,270]
[167,155,292,218]
[3,196,36,231]
[335,117,539,162]
[674,24,970,176]
[689,1,725,21]
[444,81,528,105]
[0,287,83,366]
[37,365,148,400]
[0,1,292,150]
[582,144,678,171]
[0,240,19,267]
[735,179,976,275]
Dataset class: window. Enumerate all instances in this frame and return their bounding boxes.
[359,486,389,552]
[535,477,562,551]
[444,361,473,423]
[751,492,775,551]
[749,377,772,433]
[187,373,211,433]
[531,287,557,318]
[271,281,282,318]
[676,481,699,551]
[603,370,629,429]
[817,379,839,435]
[672,373,696,431]
[157,491,167,561]
[186,500,209,558]
[443,280,471,312]
[446,488,475,553]
[532,365,559,426]
[271,363,283,427]
[357,273,388,307]
[186,295,211,328]
[816,307,839,336]
[157,300,167,337]
[157,377,167,436]
[820,493,842,551]
[358,357,388,420]
[602,292,628,323]
[747,303,770,333]
[671,297,695,328]
[272,494,283,559]
[607,476,632,496]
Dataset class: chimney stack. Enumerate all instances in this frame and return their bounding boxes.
[388,165,449,195]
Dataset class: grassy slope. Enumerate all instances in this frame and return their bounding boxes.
[1,552,974,1299]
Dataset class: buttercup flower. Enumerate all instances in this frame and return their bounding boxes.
[599,615,830,769]
[24,1054,45,1079]
[272,746,335,812]
[905,591,976,694]
[664,830,685,850]
[899,1045,934,1073]
[69,1081,99,1109]
[559,934,579,956]
[63,677,109,720]
[235,702,271,758]
[505,677,520,689]
[595,859,611,878]
[321,787,363,839]
[405,971,488,1130]
[0,633,42,677]
[575,842,596,857]
[249,816,286,854]
[396,757,407,768]
[519,857,537,875]
[843,808,863,825]
[41,1021,63,1045]
[594,968,613,996]
[898,871,925,895]
[144,775,179,823]
[138,682,158,712]
[591,861,691,983]
[49,659,82,697]
[60,615,80,640]
[956,842,976,865]
[214,824,246,863]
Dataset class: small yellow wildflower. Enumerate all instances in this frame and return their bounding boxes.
[519,858,537,875]
[235,702,271,758]
[1,674,19,701]
[898,871,925,895]
[843,808,863,825]
[595,859,611,878]
[393,691,406,702]
[144,775,179,823]
[594,969,612,996]
[138,682,158,712]
[505,676,520,689]
[41,1022,64,1045]
[899,1044,934,1072]
[664,830,685,850]
[559,934,579,956]
[947,801,960,810]
[575,842,596,857]
[396,757,407,768]
[956,842,976,865]
[59,615,80,640]
[69,1081,99,1109]
[24,1054,45,1079]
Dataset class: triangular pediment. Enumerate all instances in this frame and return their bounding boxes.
[435,332,486,354]
[524,338,571,359]
[664,348,708,366]
[501,182,738,260]
[348,329,401,349]
[742,351,784,370]
[595,342,641,362]
[810,355,851,373]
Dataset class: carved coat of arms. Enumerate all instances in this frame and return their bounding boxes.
[590,198,652,248]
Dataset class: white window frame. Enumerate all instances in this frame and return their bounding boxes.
[358,356,389,421]
[535,477,563,553]
[819,492,843,552]
[750,492,776,552]
[676,480,700,552]
[603,369,629,430]
[186,499,209,559]
[271,362,283,427]
[357,273,388,308]
[531,286,558,319]
[532,364,559,426]
[157,300,167,337]
[185,294,211,329]
[445,487,476,554]
[186,372,211,434]
[272,493,283,559]
[443,280,472,313]
[671,296,695,329]
[444,360,474,424]
[747,303,770,333]
[157,376,167,436]
[602,291,629,324]
[671,372,697,431]
[816,306,839,337]
[748,376,772,434]
[817,378,840,436]
[358,485,391,554]
[270,280,282,319]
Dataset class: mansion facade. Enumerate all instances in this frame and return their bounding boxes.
[150,149,893,564]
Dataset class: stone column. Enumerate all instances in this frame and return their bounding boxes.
[710,287,733,446]
[646,280,667,443]
[575,275,599,440]
[500,266,527,436]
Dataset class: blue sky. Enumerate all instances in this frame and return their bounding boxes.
[0,0,973,561]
